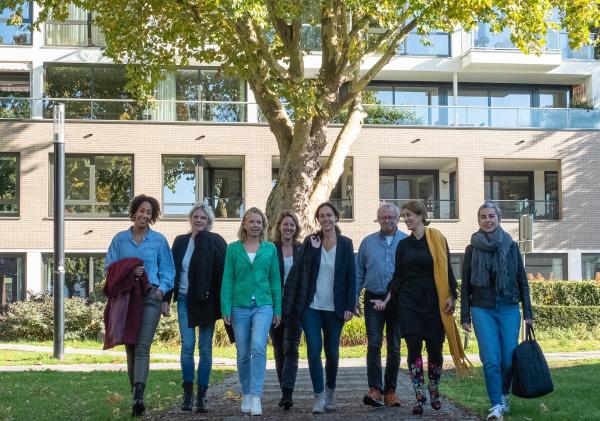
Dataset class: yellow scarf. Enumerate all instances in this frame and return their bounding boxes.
[425,227,475,379]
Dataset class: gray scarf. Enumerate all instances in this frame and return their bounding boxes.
[470,226,514,292]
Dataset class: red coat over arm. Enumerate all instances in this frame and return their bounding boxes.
[103,257,151,350]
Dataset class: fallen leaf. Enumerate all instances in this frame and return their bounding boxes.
[105,393,124,405]
[539,403,549,412]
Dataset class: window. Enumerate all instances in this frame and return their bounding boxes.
[272,157,353,219]
[485,171,533,219]
[364,83,452,125]
[544,171,559,220]
[45,3,105,47]
[162,156,244,218]
[525,253,567,280]
[152,68,247,122]
[0,71,30,118]
[0,255,25,304]
[0,153,19,216]
[0,2,32,45]
[42,254,105,300]
[44,64,141,120]
[380,170,457,219]
[50,154,133,217]
[582,254,600,281]
[450,254,464,280]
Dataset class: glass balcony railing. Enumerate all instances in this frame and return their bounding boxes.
[3,98,600,130]
[0,97,31,118]
[463,24,597,60]
[488,200,559,220]
[301,26,450,56]
[164,197,245,219]
[381,198,457,219]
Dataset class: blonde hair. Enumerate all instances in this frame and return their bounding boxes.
[401,200,431,226]
[238,207,268,242]
[271,210,301,245]
[187,203,214,231]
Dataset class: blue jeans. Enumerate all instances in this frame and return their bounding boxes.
[472,297,521,406]
[177,294,215,386]
[302,307,344,394]
[231,303,273,397]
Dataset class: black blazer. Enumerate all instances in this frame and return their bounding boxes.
[275,243,303,290]
[284,235,356,321]
[164,230,227,327]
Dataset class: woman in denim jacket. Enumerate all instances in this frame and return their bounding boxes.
[461,201,534,421]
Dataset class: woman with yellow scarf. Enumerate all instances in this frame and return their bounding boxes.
[375,200,470,415]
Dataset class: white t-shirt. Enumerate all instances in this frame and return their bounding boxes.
[283,255,294,284]
[178,237,195,295]
[310,245,337,311]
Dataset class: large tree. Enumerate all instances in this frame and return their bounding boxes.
[3,0,599,227]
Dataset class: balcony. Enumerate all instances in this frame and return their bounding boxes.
[461,24,597,70]
[3,98,600,130]
[382,199,457,220]
[492,199,559,220]
[301,26,451,56]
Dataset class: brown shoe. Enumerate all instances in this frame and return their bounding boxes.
[363,388,384,407]
[384,390,401,407]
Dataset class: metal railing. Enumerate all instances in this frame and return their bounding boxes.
[3,97,600,130]
[381,198,457,219]
[488,199,559,220]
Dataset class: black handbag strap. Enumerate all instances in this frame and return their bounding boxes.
[526,323,536,341]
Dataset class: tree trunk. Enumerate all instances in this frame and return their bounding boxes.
[265,101,365,236]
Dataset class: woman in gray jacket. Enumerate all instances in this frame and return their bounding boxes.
[461,201,533,421]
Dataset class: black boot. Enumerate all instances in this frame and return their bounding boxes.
[196,385,208,413]
[181,382,193,411]
[280,388,294,410]
[132,382,145,416]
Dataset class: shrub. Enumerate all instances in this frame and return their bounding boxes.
[529,281,600,306]
[0,293,104,341]
[531,305,600,331]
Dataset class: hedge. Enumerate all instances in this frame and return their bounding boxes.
[2,285,599,343]
[530,305,600,331]
[529,281,600,306]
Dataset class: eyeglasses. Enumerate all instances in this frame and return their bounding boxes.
[378,216,398,221]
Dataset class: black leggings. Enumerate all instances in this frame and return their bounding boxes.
[405,335,443,369]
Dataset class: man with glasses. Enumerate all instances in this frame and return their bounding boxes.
[356,202,407,408]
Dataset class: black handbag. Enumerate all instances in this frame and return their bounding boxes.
[511,324,554,398]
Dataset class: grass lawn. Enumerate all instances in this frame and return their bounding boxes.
[0,350,176,366]
[0,368,232,420]
[441,359,600,420]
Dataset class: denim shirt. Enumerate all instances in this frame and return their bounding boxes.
[104,227,175,294]
[355,228,407,297]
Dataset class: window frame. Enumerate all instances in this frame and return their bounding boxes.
[0,1,33,46]
[49,153,134,218]
[161,155,245,218]
[0,253,26,304]
[0,152,20,217]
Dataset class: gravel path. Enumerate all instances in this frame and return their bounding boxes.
[150,365,482,421]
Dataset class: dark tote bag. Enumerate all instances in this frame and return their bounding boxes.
[511,324,554,398]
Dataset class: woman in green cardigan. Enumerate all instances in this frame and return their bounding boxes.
[221,207,282,416]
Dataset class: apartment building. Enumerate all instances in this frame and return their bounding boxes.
[2,3,600,303]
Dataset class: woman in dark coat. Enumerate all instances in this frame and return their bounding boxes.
[269,210,304,410]
[376,200,461,415]
[283,201,356,414]
[162,203,226,413]
[461,201,533,421]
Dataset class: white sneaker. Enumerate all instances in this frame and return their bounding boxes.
[501,394,510,414]
[250,396,262,416]
[312,392,326,414]
[241,394,252,414]
[325,387,336,411]
[487,404,504,420]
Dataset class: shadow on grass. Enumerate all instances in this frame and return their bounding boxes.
[440,359,600,421]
